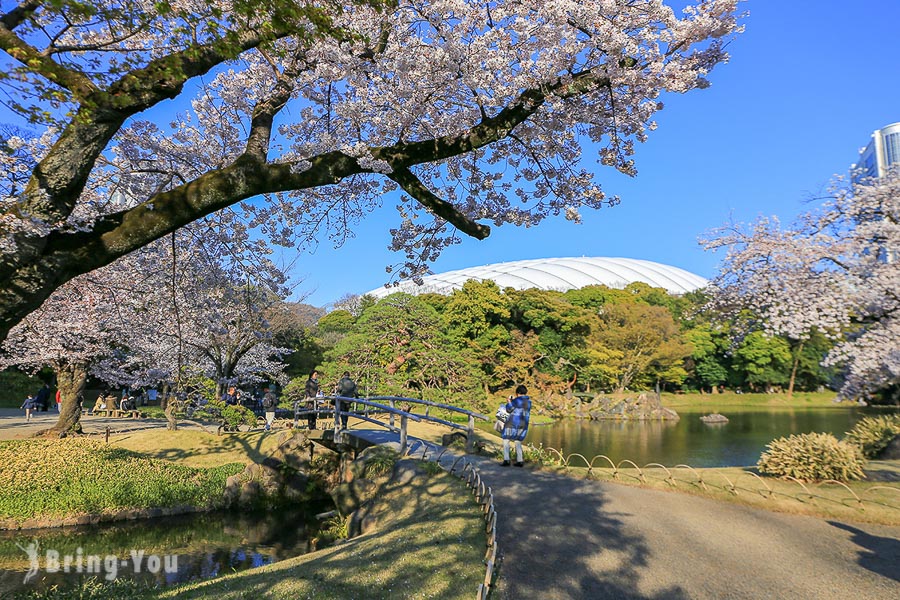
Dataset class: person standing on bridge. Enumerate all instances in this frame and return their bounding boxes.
[334,372,357,430]
[501,385,531,467]
[305,370,320,430]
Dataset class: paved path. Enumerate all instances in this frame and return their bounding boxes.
[0,408,197,440]
[471,457,900,600]
[350,429,900,599]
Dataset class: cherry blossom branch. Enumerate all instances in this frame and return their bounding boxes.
[388,167,489,239]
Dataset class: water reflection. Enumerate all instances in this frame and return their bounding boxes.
[0,504,330,595]
[527,407,897,468]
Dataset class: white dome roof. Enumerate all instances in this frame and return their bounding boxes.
[365,257,708,298]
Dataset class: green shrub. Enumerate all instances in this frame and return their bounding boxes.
[844,414,900,458]
[318,514,350,543]
[193,398,255,430]
[757,432,865,482]
[493,442,560,466]
[421,460,444,476]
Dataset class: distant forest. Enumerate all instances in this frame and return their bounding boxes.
[277,281,846,415]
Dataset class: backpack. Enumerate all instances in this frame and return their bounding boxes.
[339,377,357,397]
[262,393,276,409]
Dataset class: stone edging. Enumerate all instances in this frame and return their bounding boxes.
[0,504,208,531]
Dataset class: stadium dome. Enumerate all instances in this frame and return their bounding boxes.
[365,257,708,298]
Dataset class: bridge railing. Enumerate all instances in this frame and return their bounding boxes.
[292,395,488,453]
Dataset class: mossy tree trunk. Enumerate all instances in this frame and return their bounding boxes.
[164,402,178,431]
[49,363,86,434]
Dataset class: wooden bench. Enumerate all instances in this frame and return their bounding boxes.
[82,409,145,418]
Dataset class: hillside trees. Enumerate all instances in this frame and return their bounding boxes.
[308,276,838,409]
[704,171,900,402]
[0,0,741,341]
[594,302,691,392]
[322,293,479,402]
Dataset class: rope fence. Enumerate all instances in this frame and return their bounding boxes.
[545,448,900,513]
[402,442,499,600]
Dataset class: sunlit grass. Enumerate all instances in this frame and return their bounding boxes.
[0,439,241,523]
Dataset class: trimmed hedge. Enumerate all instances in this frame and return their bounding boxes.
[757,432,865,482]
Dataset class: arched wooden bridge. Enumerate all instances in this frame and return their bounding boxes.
[293,395,489,455]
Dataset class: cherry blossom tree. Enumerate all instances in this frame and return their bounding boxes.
[703,170,900,402]
[0,227,290,433]
[0,0,742,341]
[0,260,141,433]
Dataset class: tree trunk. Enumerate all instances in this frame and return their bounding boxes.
[164,402,178,431]
[787,340,804,398]
[48,364,87,435]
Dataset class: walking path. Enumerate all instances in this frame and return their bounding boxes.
[357,428,900,599]
[0,408,194,439]
[3,411,898,599]
[473,457,900,599]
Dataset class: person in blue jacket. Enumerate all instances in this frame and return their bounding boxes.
[500,384,531,467]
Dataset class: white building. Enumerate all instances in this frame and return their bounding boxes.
[852,122,900,182]
[364,257,708,299]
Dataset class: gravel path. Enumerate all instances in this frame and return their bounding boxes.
[0,408,203,440]
[470,457,900,600]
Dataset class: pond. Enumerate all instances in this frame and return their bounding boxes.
[525,407,898,468]
[0,503,332,596]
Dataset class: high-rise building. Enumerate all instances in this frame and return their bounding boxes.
[852,122,900,182]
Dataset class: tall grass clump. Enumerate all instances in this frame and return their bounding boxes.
[757,432,865,482]
[844,414,900,458]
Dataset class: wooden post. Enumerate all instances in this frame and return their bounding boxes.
[399,413,408,455]
[334,398,341,440]
[105,425,109,444]
[466,414,475,453]
[389,400,396,428]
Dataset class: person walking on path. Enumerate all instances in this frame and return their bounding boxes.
[20,394,38,422]
[334,371,357,430]
[305,370,320,430]
[55,388,61,412]
[262,387,277,431]
[501,384,531,467]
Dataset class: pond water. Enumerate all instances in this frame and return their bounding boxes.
[0,504,331,596]
[525,407,898,468]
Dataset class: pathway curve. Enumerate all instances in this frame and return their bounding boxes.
[467,456,900,600]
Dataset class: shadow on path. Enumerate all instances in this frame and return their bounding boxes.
[475,460,686,600]
[829,521,900,582]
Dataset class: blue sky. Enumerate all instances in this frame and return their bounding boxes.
[294,0,900,306]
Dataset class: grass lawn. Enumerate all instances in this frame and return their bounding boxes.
[6,426,488,600]
[111,429,285,468]
[153,468,486,600]
[659,391,845,410]
[0,439,241,525]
